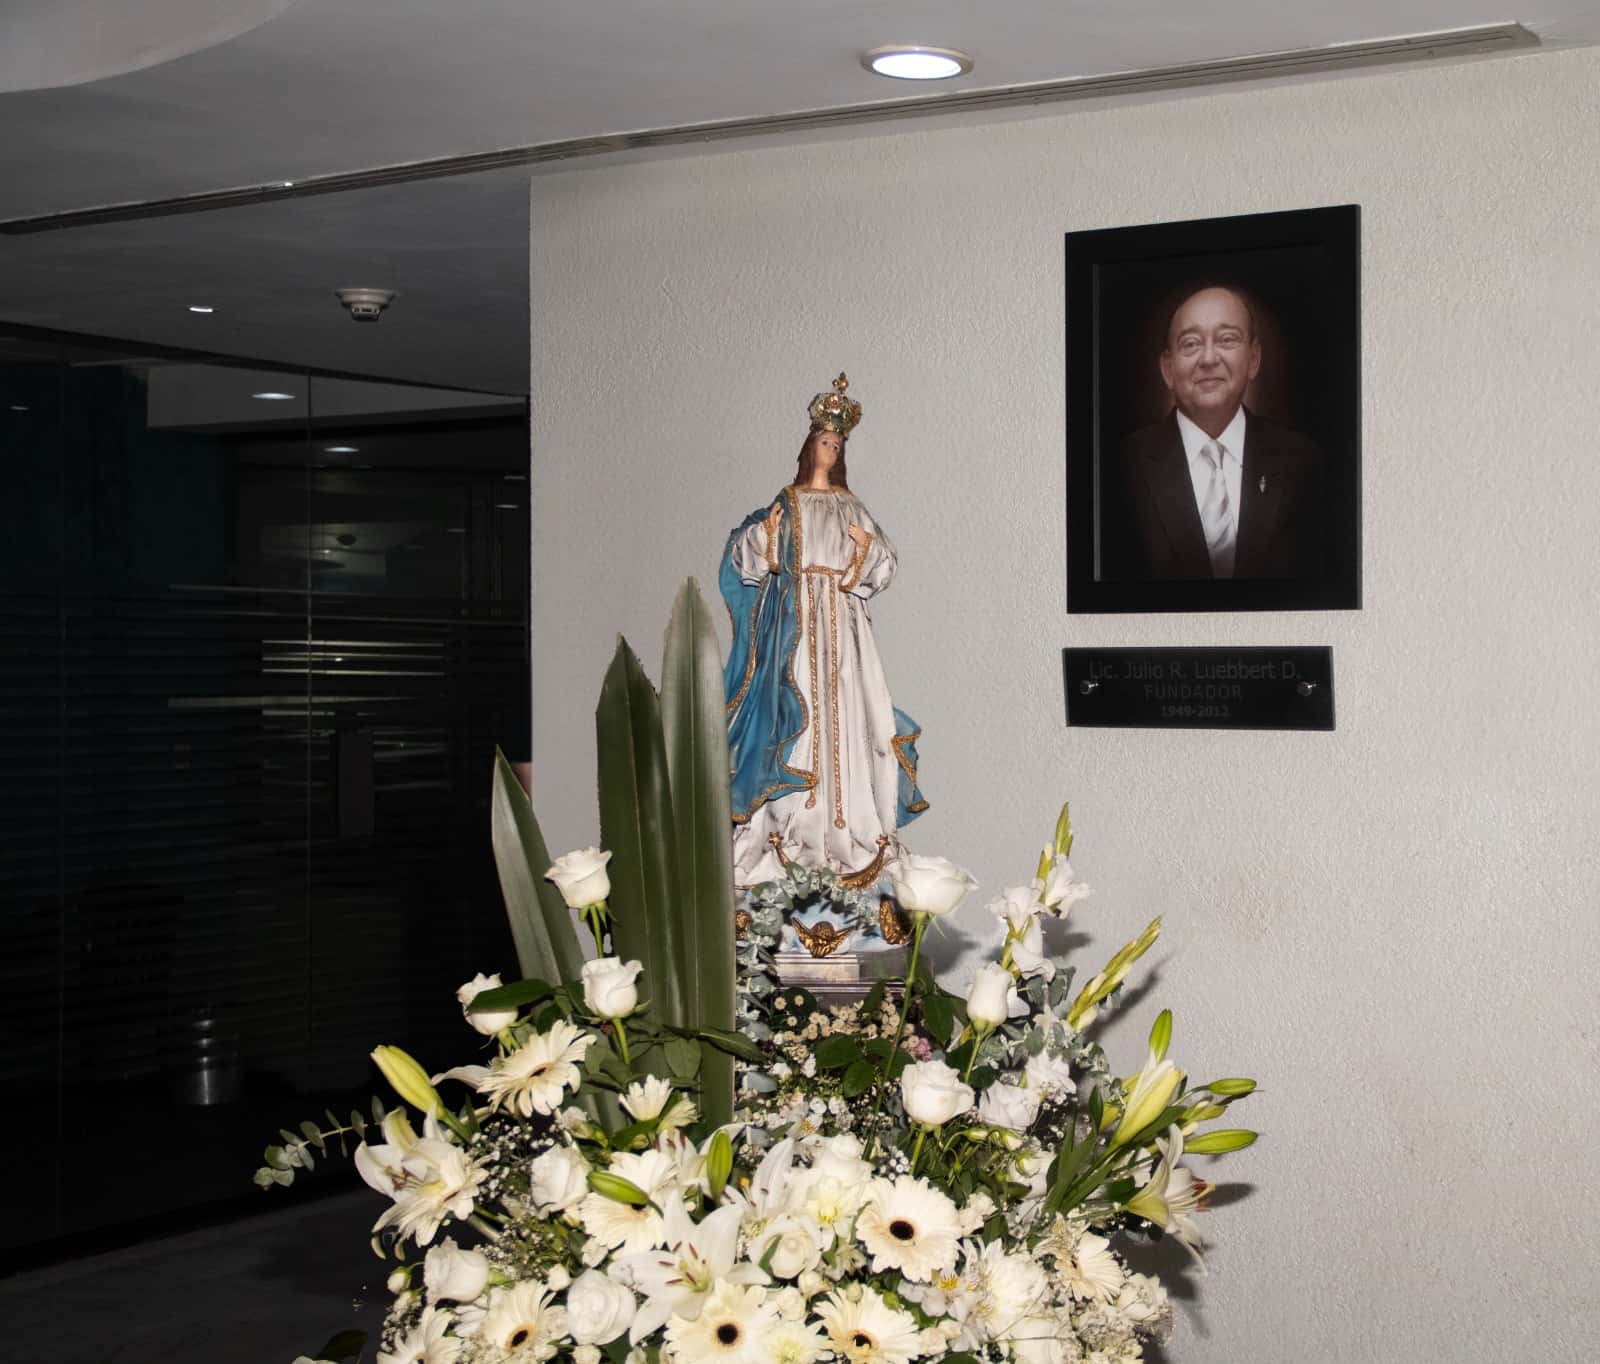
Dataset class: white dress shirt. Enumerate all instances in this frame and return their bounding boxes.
[1176,405,1246,572]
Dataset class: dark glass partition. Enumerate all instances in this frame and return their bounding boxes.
[0,330,525,1256]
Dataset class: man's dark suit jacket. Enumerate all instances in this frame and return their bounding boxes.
[1103,409,1327,581]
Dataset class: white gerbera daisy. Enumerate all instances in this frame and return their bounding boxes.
[378,1304,461,1364]
[815,1287,927,1364]
[1062,1230,1125,1303]
[479,1279,568,1360]
[855,1176,962,1282]
[577,1148,680,1254]
[762,1315,831,1364]
[474,1021,592,1117]
[663,1281,777,1364]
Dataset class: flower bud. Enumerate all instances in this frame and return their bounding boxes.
[371,1045,443,1115]
[705,1128,734,1200]
[581,957,643,1020]
[586,1171,652,1207]
[966,962,1017,1031]
[546,847,613,909]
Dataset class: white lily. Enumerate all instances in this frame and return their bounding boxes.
[616,1201,767,1342]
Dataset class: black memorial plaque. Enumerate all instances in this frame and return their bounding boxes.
[1064,647,1334,731]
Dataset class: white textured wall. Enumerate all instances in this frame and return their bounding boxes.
[530,48,1600,1361]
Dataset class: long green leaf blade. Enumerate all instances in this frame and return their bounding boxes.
[660,579,738,1129]
[597,638,682,1071]
[490,749,586,986]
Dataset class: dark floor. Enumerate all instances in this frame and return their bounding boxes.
[5,1191,389,1364]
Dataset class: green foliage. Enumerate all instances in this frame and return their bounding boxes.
[252,1100,385,1190]
[314,1330,368,1362]
[598,637,683,1076]
[490,750,587,986]
[659,580,739,1129]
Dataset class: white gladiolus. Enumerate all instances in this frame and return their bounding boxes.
[1040,856,1093,915]
[456,972,517,1036]
[987,884,1044,935]
[529,1144,590,1214]
[899,1059,975,1127]
[564,1268,638,1345]
[888,853,978,918]
[966,962,1018,1031]
[423,1237,490,1303]
[581,957,643,1020]
[545,847,613,909]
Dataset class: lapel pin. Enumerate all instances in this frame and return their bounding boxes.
[1258,475,1268,494]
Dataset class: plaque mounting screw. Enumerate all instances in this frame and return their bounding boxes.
[1079,679,1099,695]
[1296,680,1318,697]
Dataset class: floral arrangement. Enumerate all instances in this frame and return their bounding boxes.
[256,583,1257,1364]
[264,806,1256,1364]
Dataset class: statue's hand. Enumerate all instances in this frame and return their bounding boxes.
[766,502,784,537]
[846,522,871,549]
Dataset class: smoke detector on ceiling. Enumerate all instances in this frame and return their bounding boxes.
[335,287,397,322]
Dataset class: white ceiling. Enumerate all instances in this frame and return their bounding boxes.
[1,0,1594,392]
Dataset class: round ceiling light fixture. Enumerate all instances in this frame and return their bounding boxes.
[862,46,973,80]
[188,305,214,314]
[252,391,296,400]
[324,445,358,453]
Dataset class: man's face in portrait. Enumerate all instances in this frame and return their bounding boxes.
[1159,287,1262,436]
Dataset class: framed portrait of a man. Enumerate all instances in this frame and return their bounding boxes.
[1066,205,1361,613]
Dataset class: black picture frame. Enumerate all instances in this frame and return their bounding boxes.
[1066,205,1361,613]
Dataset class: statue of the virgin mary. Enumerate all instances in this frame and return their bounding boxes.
[721,374,927,889]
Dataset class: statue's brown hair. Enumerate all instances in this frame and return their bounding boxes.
[794,429,849,489]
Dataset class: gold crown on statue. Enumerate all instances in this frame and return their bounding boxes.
[807,372,863,438]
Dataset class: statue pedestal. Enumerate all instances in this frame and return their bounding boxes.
[772,946,906,1005]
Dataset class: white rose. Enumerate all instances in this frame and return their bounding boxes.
[966,963,1019,1031]
[581,957,643,1020]
[774,1286,806,1319]
[808,1134,873,1186]
[888,853,978,919]
[1010,1316,1072,1364]
[529,1145,590,1213]
[573,1347,602,1364]
[423,1237,490,1303]
[797,1269,829,1299]
[900,1059,975,1127]
[565,1268,637,1345]
[762,1215,825,1279]
[456,972,518,1035]
[987,885,1043,935]
[546,847,613,909]
[978,1081,1042,1132]
[1024,1050,1076,1101]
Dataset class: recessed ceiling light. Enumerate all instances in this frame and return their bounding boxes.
[495,503,520,510]
[863,46,973,80]
[252,391,296,401]
[446,527,467,534]
[324,445,358,453]
[8,404,28,412]
[188,305,214,314]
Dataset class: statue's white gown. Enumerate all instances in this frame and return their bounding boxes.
[727,486,917,887]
